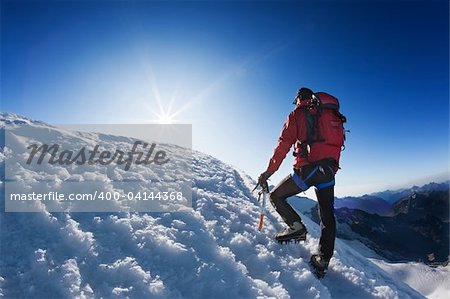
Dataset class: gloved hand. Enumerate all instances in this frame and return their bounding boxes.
[258,171,273,192]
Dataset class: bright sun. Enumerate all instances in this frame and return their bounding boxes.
[155,111,176,124]
[145,79,180,124]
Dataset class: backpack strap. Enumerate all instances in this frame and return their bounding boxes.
[299,97,323,146]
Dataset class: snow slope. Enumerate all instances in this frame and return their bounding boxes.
[0,113,425,298]
[370,260,450,299]
[339,239,450,299]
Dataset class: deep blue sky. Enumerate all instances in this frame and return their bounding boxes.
[2,0,449,196]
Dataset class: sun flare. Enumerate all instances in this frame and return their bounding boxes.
[155,111,176,124]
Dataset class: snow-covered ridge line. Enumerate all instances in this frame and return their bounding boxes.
[0,113,425,298]
[0,112,46,126]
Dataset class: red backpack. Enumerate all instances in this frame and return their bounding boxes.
[298,92,347,164]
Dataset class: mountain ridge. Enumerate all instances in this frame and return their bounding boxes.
[0,112,427,298]
[310,186,449,265]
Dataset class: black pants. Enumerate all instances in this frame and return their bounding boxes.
[270,163,336,261]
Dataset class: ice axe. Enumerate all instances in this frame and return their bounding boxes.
[252,182,269,231]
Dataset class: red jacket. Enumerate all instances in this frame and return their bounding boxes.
[266,100,342,174]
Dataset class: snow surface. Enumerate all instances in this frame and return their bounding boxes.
[340,239,450,299]
[0,113,428,298]
[370,260,450,299]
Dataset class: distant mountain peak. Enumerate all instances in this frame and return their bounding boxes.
[0,112,45,127]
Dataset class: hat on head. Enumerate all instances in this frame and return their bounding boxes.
[293,87,314,104]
